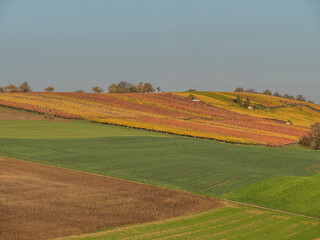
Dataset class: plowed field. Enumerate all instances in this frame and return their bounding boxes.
[0,157,221,240]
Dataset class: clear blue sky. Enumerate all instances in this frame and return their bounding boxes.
[0,0,319,102]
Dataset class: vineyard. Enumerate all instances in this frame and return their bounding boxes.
[0,91,319,146]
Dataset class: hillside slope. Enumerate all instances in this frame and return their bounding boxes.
[0,92,319,146]
[224,174,320,218]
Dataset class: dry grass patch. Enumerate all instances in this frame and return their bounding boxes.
[0,157,221,240]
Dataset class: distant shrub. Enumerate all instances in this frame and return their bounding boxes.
[92,86,104,93]
[288,95,295,100]
[188,94,195,100]
[263,89,272,95]
[186,89,197,92]
[234,87,244,92]
[45,108,54,119]
[299,123,320,150]
[296,94,306,102]
[3,84,19,93]
[235,95,251,108]
[75,89,85,93]
[45,86,55,92]
[245,88,257,93]
[273,92,281,97]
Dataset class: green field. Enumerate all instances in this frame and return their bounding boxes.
[1,119,320,239]
[63,205,320,240]
[1,120,320,219]
[0,119,161,139]
[225,174,320,218]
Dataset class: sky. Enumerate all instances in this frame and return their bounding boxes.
[0,0,319,103]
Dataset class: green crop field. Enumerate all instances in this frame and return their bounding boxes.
[63,205,320,240]
[1,120,320,219]
[224,174,320,218]
[0,119,161,139]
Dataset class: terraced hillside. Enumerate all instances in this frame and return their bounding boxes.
[1,92,319,146]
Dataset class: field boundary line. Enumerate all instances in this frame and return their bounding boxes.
[0,155,217,199]
[2,155,319,222]
[223,199,320,221]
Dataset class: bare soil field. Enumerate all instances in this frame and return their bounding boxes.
[0,157,221,240]
[0,106,71,121]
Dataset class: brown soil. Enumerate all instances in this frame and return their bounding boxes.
[0,157,221,240]
[0,106,71,121]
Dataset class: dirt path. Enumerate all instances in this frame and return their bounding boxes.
[0,157,221,240]
[224,199,320,221]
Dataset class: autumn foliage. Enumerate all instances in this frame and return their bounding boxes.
[299,123,320,149]
[0,92,318,146]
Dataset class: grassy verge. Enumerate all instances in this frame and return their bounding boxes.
[62,205,320,240]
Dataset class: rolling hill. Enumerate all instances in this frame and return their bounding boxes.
[1,109,320,239]
[0,91,319,146]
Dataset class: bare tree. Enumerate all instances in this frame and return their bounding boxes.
[19,81,32,92]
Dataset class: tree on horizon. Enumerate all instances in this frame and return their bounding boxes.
[45,86,55,92]
[92,86,104,93]
[19,81,32,92]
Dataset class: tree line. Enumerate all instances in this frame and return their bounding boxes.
[0,81,160,94]
[92,82,160,93]
[0,82,55,93]
[234,87,313,103]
